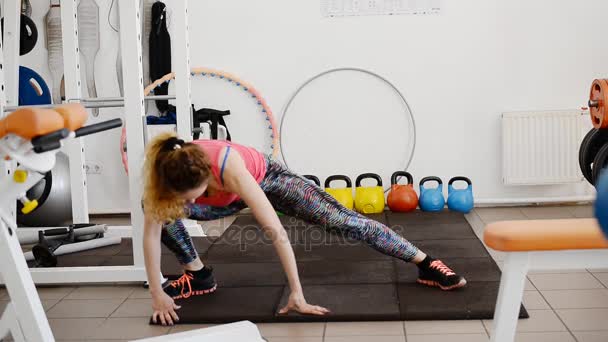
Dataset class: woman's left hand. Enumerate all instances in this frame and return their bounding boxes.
[278,291,331,316]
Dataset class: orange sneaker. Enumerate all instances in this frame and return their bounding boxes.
[163,266,217,300]
[417,259,467,291]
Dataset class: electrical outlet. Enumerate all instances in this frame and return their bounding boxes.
[327,0,344,14]
[85,163,102,175]
[365,0,383,12]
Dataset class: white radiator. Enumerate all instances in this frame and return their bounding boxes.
[502,109,587,185]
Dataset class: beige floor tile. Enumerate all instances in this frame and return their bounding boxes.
[488,250,506,262]
[36,286,76,300]
[169,324,216,334]
[522,291,550,310]
[496,260,504,271]
[483,310,566,333]
[528,273,604,290]
[265,338,321,342]
[525,278,536,291]
[406,334,488,342]
[465,211,486,234]
[513,332,575,342]
[111,299,152,318]
[129,287,152,299]
[42,299,60,312]
[541,289,608,309]
[566,205,595,218]
[404,320,485,335]
[475,207,527,223]
[257,323,325,337]
[88,317,170,340]
[588,268,608,273]
[520,206,576,219]
[591,273,608,287]
[529,269,588,274]
[573,331,608,342]
[556,308,608,331]
[48,318,105,340]
[325,337,405,342]
[65,285,135,300]
[325,321,403,336]
[46,299,124,318]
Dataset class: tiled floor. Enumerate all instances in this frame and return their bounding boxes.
[3,205,605,341]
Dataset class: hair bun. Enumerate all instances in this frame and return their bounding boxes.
[162,137,185,152]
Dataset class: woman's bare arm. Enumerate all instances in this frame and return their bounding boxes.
[222,150,329,315]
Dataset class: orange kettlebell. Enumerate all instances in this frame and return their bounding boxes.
[387,171,418,212]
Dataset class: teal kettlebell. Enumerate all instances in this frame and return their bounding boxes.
[447,176,474,213]
[419,176,445,212]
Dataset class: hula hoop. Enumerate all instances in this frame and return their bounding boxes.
[121,67,280,173]
[279,67,416,192]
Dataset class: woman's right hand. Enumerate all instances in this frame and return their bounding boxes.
[151,291,181,325]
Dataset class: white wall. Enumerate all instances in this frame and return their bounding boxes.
[14,0,608,213]
[179,0,605,202]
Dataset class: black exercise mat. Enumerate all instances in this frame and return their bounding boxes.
[398,282,528,320]
[275,284,401,322]
[298,260,395,285]
[173,286,285,324]
[213,263,286,287]
[392,223,480,241]
[387,210,468,225]
[156,210,528,324]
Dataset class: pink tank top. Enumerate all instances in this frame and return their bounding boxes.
[190,140,267,206]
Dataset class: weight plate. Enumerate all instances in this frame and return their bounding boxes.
[579,128,608,184]
[593,143,608,187]
[0,14,38,56]
[590,79,608,129]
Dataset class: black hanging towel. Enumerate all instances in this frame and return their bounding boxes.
[149,1,171,112]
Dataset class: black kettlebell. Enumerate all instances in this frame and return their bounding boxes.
[303,175,321,187]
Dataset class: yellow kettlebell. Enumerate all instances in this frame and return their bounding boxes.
[355,173,385,214]
[324,175,354,209]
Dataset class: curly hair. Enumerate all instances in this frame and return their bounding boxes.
[142,132,212,222]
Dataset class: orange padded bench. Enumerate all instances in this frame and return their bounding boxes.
[483,218,608,342]
[484,218,608,252]
[0,104,87,140]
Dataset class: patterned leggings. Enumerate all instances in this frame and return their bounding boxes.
[161,157,419,264]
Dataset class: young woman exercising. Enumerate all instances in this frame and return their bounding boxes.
[143,133,467,325]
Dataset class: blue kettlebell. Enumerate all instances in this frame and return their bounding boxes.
[419,176,445,212]
[595,169,608,238]
[447,176,474,213]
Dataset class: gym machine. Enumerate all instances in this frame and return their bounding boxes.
[0,104,122,341]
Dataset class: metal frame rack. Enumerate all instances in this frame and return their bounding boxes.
[1,0,193,285]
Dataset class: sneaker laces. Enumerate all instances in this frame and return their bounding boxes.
[429,260,456,276]
[170,272,194,298]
